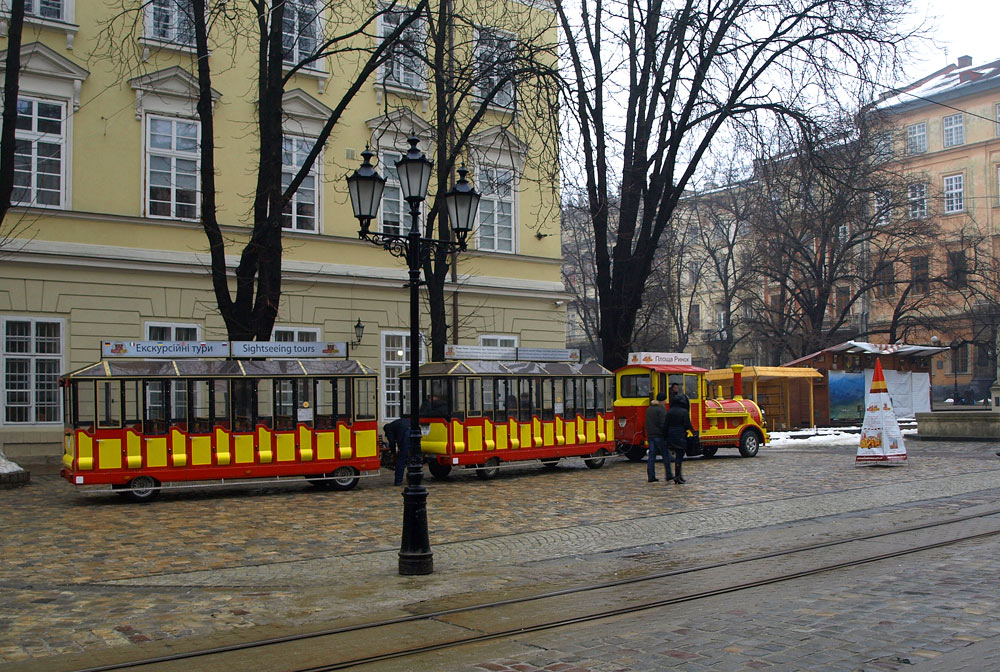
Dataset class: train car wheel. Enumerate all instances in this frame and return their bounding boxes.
[123,476,160,502]
[738,430,762,458]
[623,444,647,462]
[584,449,608,469]
[329,466,360,491]
[541,458,560,468]
[427,460,452,478]
[700,446,719,458]
[476,457,501,480]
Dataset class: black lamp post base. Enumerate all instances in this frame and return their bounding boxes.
[398,551,434,575]
[398,481,433,575]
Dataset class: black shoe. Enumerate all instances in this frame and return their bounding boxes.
[674,477,686,484]
[394,481,403,486]
[648,478,659,482]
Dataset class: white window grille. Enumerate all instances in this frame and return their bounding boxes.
[477,166,514,253]
[908,183,927,219]
[943,174,964,213]
[282,0,320,65]
[146,116,200,219]
[25,0,63,20]
[906,122,926,154]
[475,28,516,108]
[13,97,65,208]
[479,335,518,348]
[272,327,320,342]
[3,318,63,424]
[281,136,319,232]
[148,0,195,45]
[380,4,426,90]
[379,150,405,235]
[381,330,425,422]
[146,323,199,419]
[943,114,964,148]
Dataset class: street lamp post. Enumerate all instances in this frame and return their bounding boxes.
[951,338,961,405]
[347,136,479,575]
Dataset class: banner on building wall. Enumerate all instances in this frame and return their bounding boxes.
[856,359,908,466]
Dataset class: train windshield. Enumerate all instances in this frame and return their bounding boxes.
[619,373,651,399]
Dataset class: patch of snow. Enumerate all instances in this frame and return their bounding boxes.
[0,453,25,474]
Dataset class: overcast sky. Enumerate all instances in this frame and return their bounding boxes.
[906,0,999,77]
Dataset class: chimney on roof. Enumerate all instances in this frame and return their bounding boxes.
[957,55,972,68]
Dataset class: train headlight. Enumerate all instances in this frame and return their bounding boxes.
[617,418,626,427]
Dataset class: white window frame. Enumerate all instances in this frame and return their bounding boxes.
[21,0,66,21]
[905,122,926,155]
[476,165,516,253]
[378,3,427,93]
[379,149,406,235]
[12,96,66,209]
[145,114,201,220]
[281,0,322,66]
[479,335,518,348]
[474,27,516,109]
[381,330,426,422]
[943,173,964,214]
[144,0,195,46]
[942,113,964,148]
[2,316,64,426]
[908,183,927,219]
[874,191,891,226]
[145,322,201,341]
[272,326,320,342]
[281,135,320,233]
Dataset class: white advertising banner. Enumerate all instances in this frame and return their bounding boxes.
[102,341,230,358]
[230,341,346,358]
[627,352,693,366]
[863,369,931,419]
[444,345,581,362]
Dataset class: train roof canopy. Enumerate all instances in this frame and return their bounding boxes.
[63,358,377,380]
[406,359,611,377]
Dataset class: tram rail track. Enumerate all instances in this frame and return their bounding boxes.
[65,506,1000,672]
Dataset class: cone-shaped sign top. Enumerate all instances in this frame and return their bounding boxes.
[869,358,888,394]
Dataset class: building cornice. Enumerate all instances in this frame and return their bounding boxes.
[4,238,566,298]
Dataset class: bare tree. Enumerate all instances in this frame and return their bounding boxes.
[555,0,919,370]
[743,116,939,363]
[97,1,428,340]
[370,0,561,359]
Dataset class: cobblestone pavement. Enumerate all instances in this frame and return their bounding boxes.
[1,440,999,669]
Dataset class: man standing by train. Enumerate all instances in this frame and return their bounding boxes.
[645,392,672,483]
[383,417,410,486]
[666,394,695,484]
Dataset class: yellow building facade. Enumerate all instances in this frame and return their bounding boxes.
[875,56,1000,402]
[0,1,567,462]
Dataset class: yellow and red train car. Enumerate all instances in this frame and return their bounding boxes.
[409,359,616,478]
[614,354,768,461]
[60,357,380,500]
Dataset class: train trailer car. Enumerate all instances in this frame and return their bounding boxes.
[60,358,381,500]
[614,354,768,461]
[407,359,616,479]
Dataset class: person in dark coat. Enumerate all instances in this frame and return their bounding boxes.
[665,394,695,484]
[644,392,672,482]
[383,417,411,486]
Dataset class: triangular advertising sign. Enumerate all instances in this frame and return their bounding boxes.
[856,358,907,466]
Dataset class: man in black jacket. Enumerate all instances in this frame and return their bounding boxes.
[665,395,695,484]
[383,417,410,486]
[645,392,672,482]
